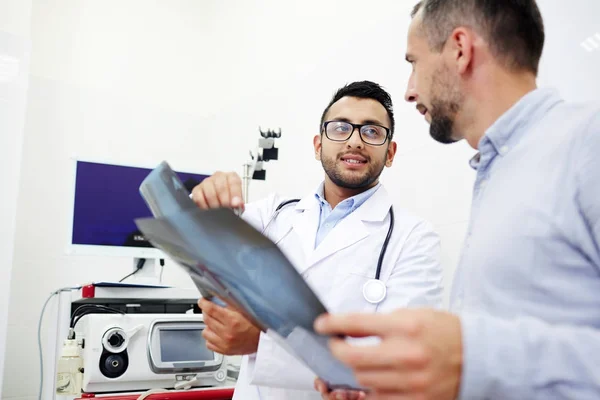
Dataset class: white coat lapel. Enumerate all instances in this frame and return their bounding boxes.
[308,185,392,267]
[289,195,320,273]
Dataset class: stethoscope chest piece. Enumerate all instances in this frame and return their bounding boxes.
[362,279,387,304]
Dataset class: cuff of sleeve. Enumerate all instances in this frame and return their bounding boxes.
[458,313,531,400]
[457,313,490,400]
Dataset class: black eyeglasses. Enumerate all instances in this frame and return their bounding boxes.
[322,121,391,146]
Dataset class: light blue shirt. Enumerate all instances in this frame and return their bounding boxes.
[314,182,381,248]
[451,88,600,399]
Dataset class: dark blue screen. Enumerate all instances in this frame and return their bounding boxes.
[71,161,209,247]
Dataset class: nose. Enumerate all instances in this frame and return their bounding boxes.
[346,127,364,148]
[404,74,417,103]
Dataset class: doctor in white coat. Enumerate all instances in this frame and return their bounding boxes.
[192,81,444,400]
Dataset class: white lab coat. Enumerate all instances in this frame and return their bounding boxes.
[232,184,443,400]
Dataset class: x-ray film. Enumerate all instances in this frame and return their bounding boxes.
[135,161,364,391]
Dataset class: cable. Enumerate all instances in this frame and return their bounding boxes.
[375,206,395,281]
[136,388,170,399]
[38,286,81,400]
[70,304,126,330]
[118,258,146,282]
[70,304,125,326]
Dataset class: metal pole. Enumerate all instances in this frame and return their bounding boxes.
[50,290,72,400]
[242,162,250,203]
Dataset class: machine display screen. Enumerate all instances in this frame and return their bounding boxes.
[159,329,214,362]
[71,161,208,248]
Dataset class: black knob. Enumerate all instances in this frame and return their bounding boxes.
[100,353,129,378]
[107,332,125,348]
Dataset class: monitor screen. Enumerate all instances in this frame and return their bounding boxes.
[68,160,209,255]
[159,328,214,362]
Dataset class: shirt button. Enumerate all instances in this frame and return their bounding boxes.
[500,145,509,154]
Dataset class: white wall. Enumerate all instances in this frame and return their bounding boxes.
[0,0,32,398]
[3,0,599,399]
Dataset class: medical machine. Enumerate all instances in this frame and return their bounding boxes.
[66,158,210,283]
[74,313,229,393]
[242,127,283,202]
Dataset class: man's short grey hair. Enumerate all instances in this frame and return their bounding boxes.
[411,0,545,75]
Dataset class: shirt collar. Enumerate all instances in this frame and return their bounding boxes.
[314,181,381,210]
[469,153,481,170]
[469,87,563,170]
[314,182,327,205]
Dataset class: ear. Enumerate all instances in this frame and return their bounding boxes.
[313,134,322,161]
[385,141,397,167]
[449,27,474,75]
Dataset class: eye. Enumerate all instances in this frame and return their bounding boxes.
[333,123,351,132]
[361,126,385,138]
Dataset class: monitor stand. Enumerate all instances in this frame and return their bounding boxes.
[128,257,162,286]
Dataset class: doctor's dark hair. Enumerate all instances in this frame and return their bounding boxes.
[411,0,545,75]
[320,81,395,138]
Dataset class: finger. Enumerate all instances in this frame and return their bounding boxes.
[213,173,233,208]
[200,299,249,341]
[199,298,230,326]
[313,378,327,394]
[354,369,426,393]
[202,327,228,353]
[314,378,329,394]
[191,185,209,209]
[328,337,428,370]
[205,341,226,355]
[328,390,365,400]
[226,173,244,209]
[214,300,247,323]
[205,339,230,355]
[349,391,366,400]
[199,297,218,315]
[197,297,208,309]
[199,301,229,336]
[329,391,349,400]
[314,311,421,338]
[366,393,413,400]
[315,380,365,400]
[227,307,261,331]
[202,309,228,336]
[202,177,222,208]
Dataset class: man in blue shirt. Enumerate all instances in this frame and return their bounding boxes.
[315,1,600,399]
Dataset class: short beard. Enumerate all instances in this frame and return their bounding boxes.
[320,150,386,190]
[429,100,460,144]
[428,65,463,144]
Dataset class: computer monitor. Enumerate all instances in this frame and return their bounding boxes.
[66,159,210,262]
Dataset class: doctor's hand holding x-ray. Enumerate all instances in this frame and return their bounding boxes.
[191,171,263,356]
[191,80,444,400]
[316,1,600,400]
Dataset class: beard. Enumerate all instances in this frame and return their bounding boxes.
[428,65,464,144]
[320,149,386,190]
[429,100,460,144]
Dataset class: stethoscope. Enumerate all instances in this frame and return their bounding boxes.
[264,199,395,304]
